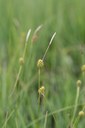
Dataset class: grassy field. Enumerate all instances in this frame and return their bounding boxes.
[0,0,85,127]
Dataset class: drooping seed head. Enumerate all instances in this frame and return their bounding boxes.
[37,59,44,68]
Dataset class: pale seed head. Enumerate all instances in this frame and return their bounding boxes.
[79,111,84,117]
[37,59,44,68]
[76,80,81,87]
[81,65,85,72]
[38,86,45,95]
[19,57,24,65]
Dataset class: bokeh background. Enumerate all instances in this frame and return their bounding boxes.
[0,0,85,127]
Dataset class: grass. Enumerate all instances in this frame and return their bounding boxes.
[0,0,85,127]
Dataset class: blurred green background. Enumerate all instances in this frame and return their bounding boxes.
[0,0,85,127]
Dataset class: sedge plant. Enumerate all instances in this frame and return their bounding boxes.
[37,32,56,127]
[37,32,56,105]
[9,29,31,97]
[71,80,81,127]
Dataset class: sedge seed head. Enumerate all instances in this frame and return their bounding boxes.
[79,111,84,117]
[76,80,81,87]
[19,57,24,65]
[81,65,85,72]
[38,86,45,95]
[37,59,44,68]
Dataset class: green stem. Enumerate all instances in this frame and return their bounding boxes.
[9,29,31,97]
[23,43,27,59]
[71,86,80,125]
[9,66,22,97]
[73,116,80,128]
[44,111,48,128]
[2,110,14,128]
[44,96,57,125]
[27,103,85,128]
[38,68,41,88]
[38,68,41,105]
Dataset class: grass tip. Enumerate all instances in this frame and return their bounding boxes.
[26,29,31,42]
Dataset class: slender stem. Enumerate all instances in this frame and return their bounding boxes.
[44,111,48,128]
[23,43,27,59]
[9,29,31,97]
[73,116,80,128]
[71,86,80,124]
[15,118,19,128]
[38,68,41,88]
[2,110,14,128]
[38,68,41,105]
[82,72,85,86]
[9,66,22,97]
[44,96,57,125]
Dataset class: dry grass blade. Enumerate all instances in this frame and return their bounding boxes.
[42,32,56,60]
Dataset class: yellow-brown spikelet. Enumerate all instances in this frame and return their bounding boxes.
[38,86,45,95]
[79,111,84,117]
[37,59,44,68]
